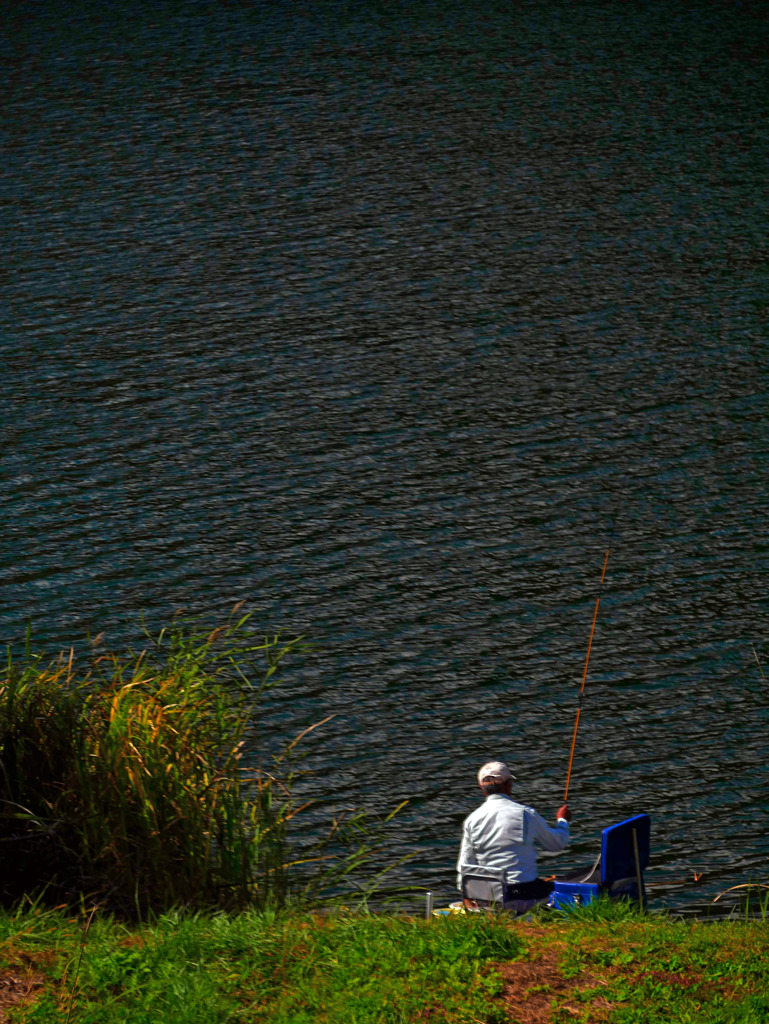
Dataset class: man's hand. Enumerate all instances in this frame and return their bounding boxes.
[557,804,572,822]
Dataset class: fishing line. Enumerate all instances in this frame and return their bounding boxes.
[563,475,628,803]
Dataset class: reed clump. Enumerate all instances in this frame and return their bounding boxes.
[0,611,316,915]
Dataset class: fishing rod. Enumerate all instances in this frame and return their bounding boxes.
[752,645,766,683]
[563,481,627,804]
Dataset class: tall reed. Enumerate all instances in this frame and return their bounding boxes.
[0,610,312,914]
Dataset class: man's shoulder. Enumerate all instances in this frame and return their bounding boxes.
[463,802,487,825]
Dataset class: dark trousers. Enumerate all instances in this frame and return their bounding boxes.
[506,878,555,900]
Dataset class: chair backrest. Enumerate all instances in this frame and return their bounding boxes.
[600,814,651,886]
[460,864,509,904]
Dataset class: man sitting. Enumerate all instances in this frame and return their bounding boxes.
[457,761,572,905]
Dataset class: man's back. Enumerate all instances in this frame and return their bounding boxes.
[458,793,569,886]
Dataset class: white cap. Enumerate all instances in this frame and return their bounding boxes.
[477,761,515,785]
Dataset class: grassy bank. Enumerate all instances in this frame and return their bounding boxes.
[1,902,768,1023]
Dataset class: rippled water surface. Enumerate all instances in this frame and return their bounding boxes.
[2,0,768,911]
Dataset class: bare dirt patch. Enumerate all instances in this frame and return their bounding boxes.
[0,968,45,1023]
[495,924,740,1023]
[496,950,612,1024]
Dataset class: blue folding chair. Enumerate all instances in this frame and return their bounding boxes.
[549,813,651,910]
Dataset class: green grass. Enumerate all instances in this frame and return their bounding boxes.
[542,899,769,1024]
[0,906,522,1024]
[1,901,769,1024]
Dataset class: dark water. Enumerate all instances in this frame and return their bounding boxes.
[2,0,768,912]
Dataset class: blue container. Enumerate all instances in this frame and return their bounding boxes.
[550,880,602,909]
[550,813,651,911]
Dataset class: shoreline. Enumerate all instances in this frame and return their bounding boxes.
[2,901,767,1022]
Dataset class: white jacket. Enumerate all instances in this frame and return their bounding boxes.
[457,793,570,888]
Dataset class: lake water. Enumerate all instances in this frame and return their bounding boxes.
[2,0,768,913]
